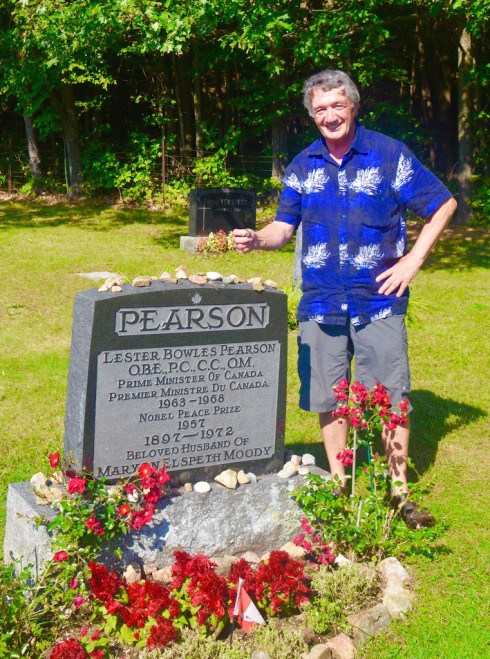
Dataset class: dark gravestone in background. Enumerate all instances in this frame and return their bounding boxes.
[189,188,256,236]
[64,282,287,482]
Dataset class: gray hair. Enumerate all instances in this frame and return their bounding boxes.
[303,70,360,117]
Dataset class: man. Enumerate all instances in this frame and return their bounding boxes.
[233,70,457,527]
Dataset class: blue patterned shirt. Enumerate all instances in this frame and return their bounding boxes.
[276,124,452,326]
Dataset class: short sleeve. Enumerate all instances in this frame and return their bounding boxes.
[275,164,303,229]
[391,145,453,219]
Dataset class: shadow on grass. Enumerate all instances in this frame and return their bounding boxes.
[0,200,189,235]
[408,225,489,272]
[286,389,485,481]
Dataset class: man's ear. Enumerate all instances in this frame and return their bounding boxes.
[353,102,360,117]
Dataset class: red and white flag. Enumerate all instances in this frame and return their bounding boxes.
[229,578,265,633]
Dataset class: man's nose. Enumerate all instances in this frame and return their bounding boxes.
[325,107,335,121]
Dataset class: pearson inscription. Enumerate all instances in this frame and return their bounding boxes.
[94,340,279,478]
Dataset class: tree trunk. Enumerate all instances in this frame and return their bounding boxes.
[23,115,42,194]
[454,26,473,225]
[271,113,288,182]
[51,86,83,198]
[192,39,204,160]
[173,53,193,159]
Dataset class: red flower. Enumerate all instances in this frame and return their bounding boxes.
[50,638,85,659]
[91,628,101,641]
[146,616,178,650]
[336,449,354,467]
[138,463,155,480]
[73,594,86,609]
[48,451,60,468]
[118,504,131,516]
[255,550,310,614]
[301,517,313,535]
[70,577,78,589]
[68,477,86,495]
[228,558,256,598]
[156,466,170,487]
[85,514,105,536]
[88,561,122,604]
[53,551,69,563]
[80,626,89,637]
[89,651,105,659]
[399,397,409,413]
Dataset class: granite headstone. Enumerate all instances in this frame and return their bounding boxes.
[64,281,287,482]
[189,188,256,236]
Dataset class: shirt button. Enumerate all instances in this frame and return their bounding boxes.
[341,214,347,219]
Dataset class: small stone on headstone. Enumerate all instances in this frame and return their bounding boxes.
[98,284,109,292]
[52,470,64,485]
[291,455,302,465]
[132,276,151,287]
[124,562,142,584]
[241,551,261,565]
[194,481,211,494]
[248,277,264,285]
[214,556,233,578]
[246,472,257,483]
[104,277,116,288]
[184,482,193,492]
[302,453,316,466]
[188,274,207,285]
[159,271,173,280]
[48,487,64,501]
[114,276,124,286]
[152,565,173,584]
[280,541,307,560]
[277,462,298,479]
[298,466,310,476]
[214,469,238,490]
[237,470,250,484]
[264,279,277,289]
[144,563,158,577]
[222,275,238,284]
[111,285,122,293]
[206,271,222,281]
[30,472,47,492]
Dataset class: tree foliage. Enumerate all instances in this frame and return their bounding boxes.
[0,0,487,217]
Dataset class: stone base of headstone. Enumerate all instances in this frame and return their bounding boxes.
[3,482,57,579]
[3,468,330,576]
[180,236,202,253]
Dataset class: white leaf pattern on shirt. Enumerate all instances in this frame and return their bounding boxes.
[395,237,405,257]
[339,242,349,265]
[349,167,383,196]
[284,168,329,195]
[370,307,393,322]
[338,170,348,193]
[303,168,329,194]
[391,153,414,191]
[282,172,302,194]
[303,243,330,269]
[351,244,384,270]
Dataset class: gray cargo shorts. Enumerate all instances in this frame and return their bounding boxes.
[297,315,411,413]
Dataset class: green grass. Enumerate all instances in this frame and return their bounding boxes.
[0,201,489,657]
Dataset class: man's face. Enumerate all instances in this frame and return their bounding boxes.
[310,87,358,148]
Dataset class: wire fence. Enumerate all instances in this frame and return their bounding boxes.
[0,144,275,196]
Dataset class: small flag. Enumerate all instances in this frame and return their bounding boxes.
[229,578,265,633]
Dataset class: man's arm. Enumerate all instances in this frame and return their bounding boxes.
[232,221,295,254]
[376,196,457,297]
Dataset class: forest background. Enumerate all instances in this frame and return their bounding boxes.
[0,0,488,224]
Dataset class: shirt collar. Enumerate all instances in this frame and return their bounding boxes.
[307,122,369,160]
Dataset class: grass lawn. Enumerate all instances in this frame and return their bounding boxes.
[0,199,488,657]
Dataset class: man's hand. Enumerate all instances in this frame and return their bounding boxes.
[376,253,424,297]
[376,196,457,297]
[232,228,257,254]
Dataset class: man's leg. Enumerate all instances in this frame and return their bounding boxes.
[319,412,349,483]
[382,416,410,495]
